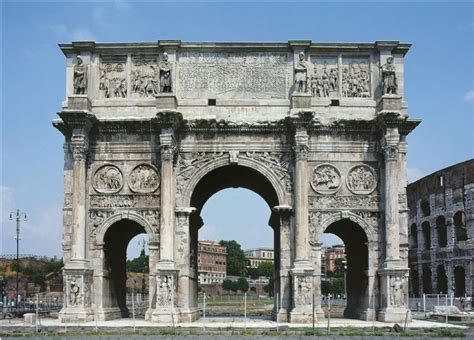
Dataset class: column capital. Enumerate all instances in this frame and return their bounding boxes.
[160,132,177,162]
[294,129,309,161]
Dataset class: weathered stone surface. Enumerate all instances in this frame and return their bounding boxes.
[54,39,419,324]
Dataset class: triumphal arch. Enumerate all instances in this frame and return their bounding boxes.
[53,40,420,323]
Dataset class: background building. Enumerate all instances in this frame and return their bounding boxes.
[244,247,274,268]
[407,159,473,297]
[198,240,227,284]
[324,244,346,274]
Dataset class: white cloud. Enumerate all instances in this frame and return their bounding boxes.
[464,90,474,102]
[407,167,424,183]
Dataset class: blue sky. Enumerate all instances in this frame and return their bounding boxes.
[1,1,473,258]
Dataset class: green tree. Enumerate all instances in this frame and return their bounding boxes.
[237,277,249,292]
[222,279,234,291]
[126,255,149,273]
[219,240,246,276]
[257,261,273,277]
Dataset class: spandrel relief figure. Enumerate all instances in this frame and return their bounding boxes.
[73,56,87,95]
[381,56,398,95]
[294,52,309,93]
[159,52,172,93]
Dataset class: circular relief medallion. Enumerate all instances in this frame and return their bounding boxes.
[128,164,160,193]
[346,164,377,195]
[93,165,123,194]
[311,164,342,194]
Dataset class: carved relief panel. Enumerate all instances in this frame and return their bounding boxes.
[131,55,159,97]
[311,164,342,194]
[99,56,128,98]
[128,164,160,193]
[342,57,370,98]
[309,56,339,98]
[346,164,377,195]
[92,165,124,194]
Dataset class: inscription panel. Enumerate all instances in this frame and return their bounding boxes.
[177,52,291,99]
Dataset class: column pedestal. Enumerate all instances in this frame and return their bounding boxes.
[289,263,314,323]
[378,268,411,322]
[151,261,180,323]
[59,259,94,322]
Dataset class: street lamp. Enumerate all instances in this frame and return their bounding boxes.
[9,209,27,309]
[342,259,347,299]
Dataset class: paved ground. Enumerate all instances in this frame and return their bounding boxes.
[0,315,468,329]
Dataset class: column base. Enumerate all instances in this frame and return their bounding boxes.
[93,307,124,321]
[378,307,411,323]
[344,307,375,321]
[59,307,94,323]
[145,308,153,321]
[290,308,315,323]
[275,308,289,322]
[179,307,200,322]
[151,308,181,323]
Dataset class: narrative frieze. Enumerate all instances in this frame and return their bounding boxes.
[129,164,160,193]
[90,194,159,208]
[309,56,339,98]
[310,195,379,210]
[177,52,291,99]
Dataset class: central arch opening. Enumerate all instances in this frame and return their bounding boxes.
[323,219,370,320]
[189,165,281,320]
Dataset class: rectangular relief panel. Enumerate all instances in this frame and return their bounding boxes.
[309,56,339,98]
[341,56,371,98]
[177,51,292,99]
[131,55,159,98]
[99,55,128,99]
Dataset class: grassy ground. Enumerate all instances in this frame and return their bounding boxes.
[0,325,467,338]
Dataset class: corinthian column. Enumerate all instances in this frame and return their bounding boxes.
[290,128,314,323]
[383,128,401,264]
[57,107,95,322]
[152,131,180,323]
[294,129,310,264]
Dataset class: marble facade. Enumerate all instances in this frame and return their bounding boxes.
[53,40,420,323]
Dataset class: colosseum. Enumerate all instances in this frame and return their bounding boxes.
[408,159,473,298]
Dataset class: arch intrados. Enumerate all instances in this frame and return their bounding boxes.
[316,211,376,244]
[96,212,157,246]
[187,161,284,214]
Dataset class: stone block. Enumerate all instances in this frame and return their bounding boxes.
[67,95,91,111]
[377,94,402,114]
[24,313,36,325]
[156,93,177,110]
[291,93,312,109]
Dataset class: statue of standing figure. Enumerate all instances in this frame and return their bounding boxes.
[159,52,172,93]
[381,56,398,95]
[294,51,310,93]
[73,56,87,95]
